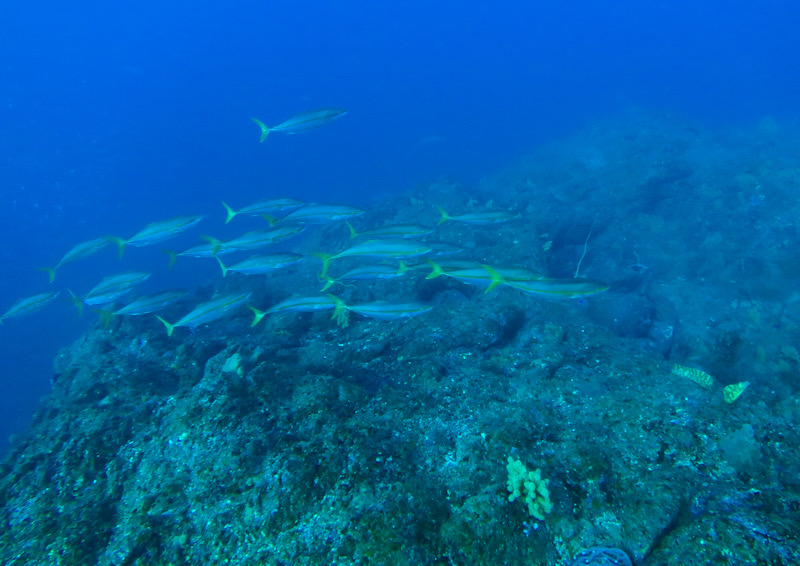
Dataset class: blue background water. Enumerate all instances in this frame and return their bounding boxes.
[0,1,797,452]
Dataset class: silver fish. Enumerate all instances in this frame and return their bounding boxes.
[113,290,188,316]
[113,216,204,250]
[251,108,348,142]
[268,203,364,226]
[41,236,115,282]
[156,292,252,336]
[212,226,306,254]
[217,253,303,277]
[83,272,152,306]
[436,206,520,225]
[249,295,340,326]
[346,222,434,239]
[506,278,609,298]
[320,262,408,291]
[344,301,433,321]
[317,240,432,277]
[0,292,60,323]
[222,198,304,224]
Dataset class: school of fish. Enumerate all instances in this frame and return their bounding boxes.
[1,108,609,335]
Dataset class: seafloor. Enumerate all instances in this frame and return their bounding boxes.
[2,111,799,565]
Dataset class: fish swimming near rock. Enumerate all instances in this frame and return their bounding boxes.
[216,253,303,277]
[435,206,520,225]
[250,108,348,142]
[112,290,188,316]
[0,292,60,324]
[505,278,609,299]
[156,292,252,336]
[97,289,188,327]
[316,240,432,276]
[320,262,408,291]
[249,295,341,326]
[339,300,434,321]
[426,261,507,292]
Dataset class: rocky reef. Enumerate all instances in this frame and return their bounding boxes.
[2,112,800,565]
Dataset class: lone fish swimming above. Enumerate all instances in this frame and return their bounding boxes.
[250,108,348,142]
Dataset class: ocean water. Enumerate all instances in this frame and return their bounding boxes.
[1,2,799,562]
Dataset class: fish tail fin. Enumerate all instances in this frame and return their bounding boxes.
[435,205,451,225]
[312,252,332,277]
[97,309,113,329]
[262,214,277,227]
[425,259,443,279]
[251,117,269,142]
[249,306,267,327]
[67,290,84,318]
[482,265,505,293]
[200,235,223,255]
[222,201,237,224]
[397,261,408,275]
[106,236,127,258]
[346,221,358,239]
[155,315,175,337]
[39,267,57,283]
[320,275,336,292]
[327,294,347,320]
[216,256,228,277]
[162,249,178,269]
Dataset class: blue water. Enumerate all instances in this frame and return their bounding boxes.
[0,1,798,452]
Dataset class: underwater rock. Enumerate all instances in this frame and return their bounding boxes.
[587,292,654,338]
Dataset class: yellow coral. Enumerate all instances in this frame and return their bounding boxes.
[671,363,714,389]
[506,457,553,521]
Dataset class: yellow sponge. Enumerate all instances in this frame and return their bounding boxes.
[506,457,553,520]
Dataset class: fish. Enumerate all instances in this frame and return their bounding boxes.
[346,221,434,239]
[426,261,507,292]
[315,240,432,276]
[163,241,219,268]
[167,227,306,267]
[492,266,545,282]
[266,203,365,226]
[215,226,306,254]
[112,290,188,316]
[407,258,479,272]
[250,108,348,142]
[40,236,116,283]
[110,215,204,252]
[83,272,152,306]
[426,242,466,257]
[320,262,408,291]
[342,301,434,321]
[505,278,610,298]
[0,292,60,324]
[222,198,304,224]
[216,253,303,277]
[249,295,340,326]
[156,292,252,336]
[435,206,520,225]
